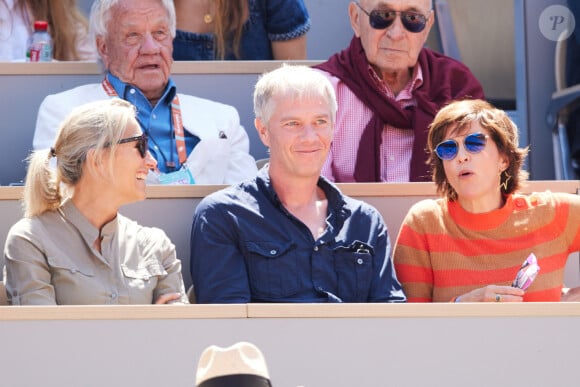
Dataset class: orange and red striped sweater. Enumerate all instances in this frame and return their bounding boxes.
[393,192,580,302]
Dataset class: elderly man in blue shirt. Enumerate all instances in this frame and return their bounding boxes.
[33,0,256,185]
[190,64,405,303]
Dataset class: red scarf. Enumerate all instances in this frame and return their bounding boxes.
[315,37,485,182]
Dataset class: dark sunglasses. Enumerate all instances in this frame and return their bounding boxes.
[355,1,429,33]
[434,132,489,160]
[117,133,148,158]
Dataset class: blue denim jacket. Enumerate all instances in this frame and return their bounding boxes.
[173,0,311,60]
[190,167,406,303]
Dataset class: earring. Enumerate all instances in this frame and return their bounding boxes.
[500,170,511,191]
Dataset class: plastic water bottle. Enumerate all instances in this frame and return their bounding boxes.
[28,21,52,62]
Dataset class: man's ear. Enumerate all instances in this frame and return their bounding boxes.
[255,118,270,147]
[348,2,361,37]
[422,9,435,44]
[96,35,108,65]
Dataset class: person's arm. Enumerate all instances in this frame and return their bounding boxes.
[453,285,524,303]
[151,229,188,304]
[368,214,406,302]
[559,193,580,301]
[271,35,307,60]
[190,199,251,303]
[393,215,435,302]
[264,0,311,60]
[4,223,57,305]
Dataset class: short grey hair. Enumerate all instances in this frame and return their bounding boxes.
[253,64,337,125]
[89,0,176,45]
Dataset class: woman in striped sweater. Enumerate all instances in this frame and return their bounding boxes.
[393,99,580,302]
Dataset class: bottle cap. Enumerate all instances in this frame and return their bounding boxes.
[33,21,48,31]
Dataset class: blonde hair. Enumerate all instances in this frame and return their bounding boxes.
[427,99,529,200]
[24,99,137,217]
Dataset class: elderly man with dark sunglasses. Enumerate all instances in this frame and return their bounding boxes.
[315,0,484,183]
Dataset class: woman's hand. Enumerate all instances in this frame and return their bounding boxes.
[154,292,183,304]
[455,285,524,302]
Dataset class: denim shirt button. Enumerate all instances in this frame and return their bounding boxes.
[357,258,363,265]
[270,249,277,255]
[313,246,319,252]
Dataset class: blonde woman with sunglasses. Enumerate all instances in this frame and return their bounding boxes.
[393,99,580,302]
[4,98,188,305]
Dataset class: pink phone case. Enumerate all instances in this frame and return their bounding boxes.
[512,253,540,290]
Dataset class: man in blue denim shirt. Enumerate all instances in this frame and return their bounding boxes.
[190,65,406,303]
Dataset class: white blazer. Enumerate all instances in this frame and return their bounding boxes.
[34,83,257,185]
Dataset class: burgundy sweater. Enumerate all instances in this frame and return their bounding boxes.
[315,37,485,182]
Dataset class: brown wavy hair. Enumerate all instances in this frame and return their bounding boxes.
[427,99,529,200]
[213,0,249,59]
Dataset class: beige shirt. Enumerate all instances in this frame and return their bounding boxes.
[4,199,187,305]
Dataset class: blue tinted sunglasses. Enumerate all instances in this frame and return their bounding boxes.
[354,1,429,33]
[117,133,148,158]
[434,132,489,160]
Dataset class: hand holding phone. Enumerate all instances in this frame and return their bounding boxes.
[512,253,540,291]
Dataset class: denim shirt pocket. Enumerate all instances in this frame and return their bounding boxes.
[121,263,167,293]
[333,241,374,302]
[245,240,299,298]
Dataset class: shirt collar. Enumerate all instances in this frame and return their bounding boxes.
[105,72,177,105]
[368,62,424,99]
[58,199,119,247]
[256,166,350,223]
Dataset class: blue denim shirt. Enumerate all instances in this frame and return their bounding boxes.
[106,73,200,173]
[190,167,406,303]
[173,0,311,60]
